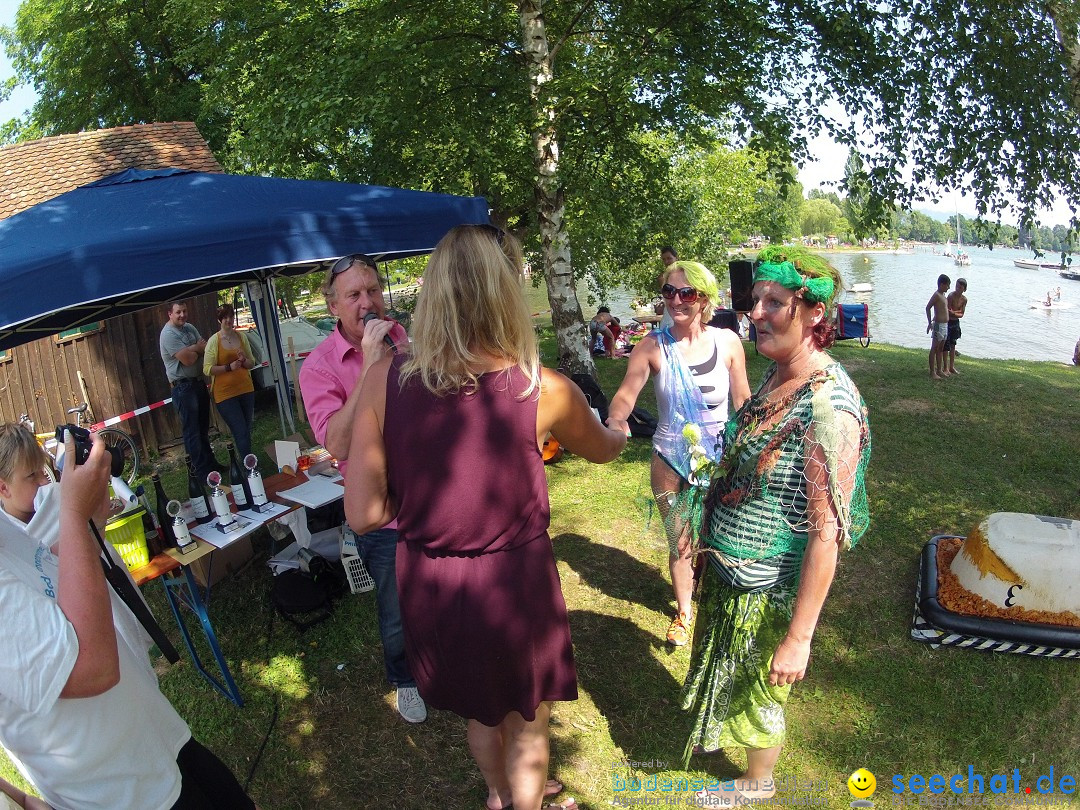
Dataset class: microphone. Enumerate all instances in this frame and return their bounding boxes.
[362,312,397,352]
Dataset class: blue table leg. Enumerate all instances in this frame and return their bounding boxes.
[160,560,244,707]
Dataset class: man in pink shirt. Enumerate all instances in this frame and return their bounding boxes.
[298,253,426,724]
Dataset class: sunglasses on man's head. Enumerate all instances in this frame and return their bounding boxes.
[330,253,378,276]
[661,284,700,303]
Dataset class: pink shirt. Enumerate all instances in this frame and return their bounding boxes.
[298,319,408,529]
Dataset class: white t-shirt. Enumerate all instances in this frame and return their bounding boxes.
[0,487,190,810]
[0,484,152,632]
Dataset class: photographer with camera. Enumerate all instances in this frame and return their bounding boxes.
[0,424,256,810]
[1,424,124,536]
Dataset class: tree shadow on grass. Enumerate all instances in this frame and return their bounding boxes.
[154,552,567,809]
[568,609,705,772]
[554,532,674,619]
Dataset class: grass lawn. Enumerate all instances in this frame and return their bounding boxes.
[4,336,1080,809]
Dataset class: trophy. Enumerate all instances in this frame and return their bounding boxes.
[206,471,249,534]
[245,453,268,509]
[206,471,237,530]
[167,499,198,554]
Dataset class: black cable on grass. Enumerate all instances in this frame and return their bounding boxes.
[243,579,281,792]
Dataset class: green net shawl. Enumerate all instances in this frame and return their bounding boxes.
[669,362,870,565]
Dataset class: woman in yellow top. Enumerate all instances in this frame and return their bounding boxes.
[203,304,257,458]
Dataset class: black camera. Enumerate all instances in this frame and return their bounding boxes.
[55,424,124,478]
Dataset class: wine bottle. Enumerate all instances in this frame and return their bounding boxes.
[151,474,178,549]
[136,484,164,557]
[226,442,252,509]
[185,455,213,524]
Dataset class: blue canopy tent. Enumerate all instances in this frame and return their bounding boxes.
[0,168,490,434]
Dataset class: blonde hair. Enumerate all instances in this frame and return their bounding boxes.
[401,225,540,397]
[663,260,720,326]
[0,423,48,483]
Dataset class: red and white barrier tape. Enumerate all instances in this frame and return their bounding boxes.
[89,356,309,430]
[91,397,174,431]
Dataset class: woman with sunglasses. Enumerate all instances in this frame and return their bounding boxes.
[344,224,625,810]
[607,261,751,647]
[681,246,869,802]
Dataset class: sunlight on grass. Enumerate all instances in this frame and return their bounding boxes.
[256,654,312,700]
[6,339,1080,809]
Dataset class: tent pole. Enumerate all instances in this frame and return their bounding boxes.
[246,282,287,438]
[247,281,292,438]
[264,279,297,436]
[385,264,393,308]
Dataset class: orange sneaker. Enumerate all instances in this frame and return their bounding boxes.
[666,612,691,646]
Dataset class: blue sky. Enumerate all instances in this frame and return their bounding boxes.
[0,0,33,122]
[2,0,1074,227]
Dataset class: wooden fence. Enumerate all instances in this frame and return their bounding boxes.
[0,294,219,456]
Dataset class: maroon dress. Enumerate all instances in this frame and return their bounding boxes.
[383,359,578,726]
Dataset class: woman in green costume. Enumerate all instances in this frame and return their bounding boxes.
[678,246,870,801]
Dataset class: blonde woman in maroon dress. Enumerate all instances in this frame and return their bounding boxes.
[345,224,626,810]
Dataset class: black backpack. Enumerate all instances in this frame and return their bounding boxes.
[569,372,610,421]
[627,407,658,438]
[271,555,348,631]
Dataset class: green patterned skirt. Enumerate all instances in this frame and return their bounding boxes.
[680,563,797,766]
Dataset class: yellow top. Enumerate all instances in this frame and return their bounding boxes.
[203,331,256,403]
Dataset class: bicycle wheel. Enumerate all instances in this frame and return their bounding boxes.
[96,428,141,485]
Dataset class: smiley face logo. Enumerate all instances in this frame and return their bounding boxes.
[848,768,876,799]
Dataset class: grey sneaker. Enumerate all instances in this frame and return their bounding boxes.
[396,686,427,723]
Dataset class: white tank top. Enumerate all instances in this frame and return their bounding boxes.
[654,327,731,450]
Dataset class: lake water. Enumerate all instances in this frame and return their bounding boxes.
[826,246,1080,362]
[526,246,1080,363]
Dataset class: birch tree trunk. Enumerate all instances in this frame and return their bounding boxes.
[1047,2,1080,110]
[519,0,596,377]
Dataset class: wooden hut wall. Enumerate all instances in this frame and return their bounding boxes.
[0,292,219,456]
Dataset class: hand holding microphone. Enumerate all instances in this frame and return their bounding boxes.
[362,312,397,354]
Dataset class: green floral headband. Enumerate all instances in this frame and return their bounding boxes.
[753,260,835,304]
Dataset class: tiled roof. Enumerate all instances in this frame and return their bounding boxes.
[0,122,222,219]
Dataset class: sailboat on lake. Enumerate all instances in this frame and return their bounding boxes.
[954,212,971,267]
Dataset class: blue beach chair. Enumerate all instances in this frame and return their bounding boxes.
[835,303,870,347]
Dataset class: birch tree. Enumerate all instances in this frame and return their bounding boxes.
[520,0,589,370]
[7,0,1080,371]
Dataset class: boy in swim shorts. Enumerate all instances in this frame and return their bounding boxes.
[945,278,967,375]
[926,273,951,379]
